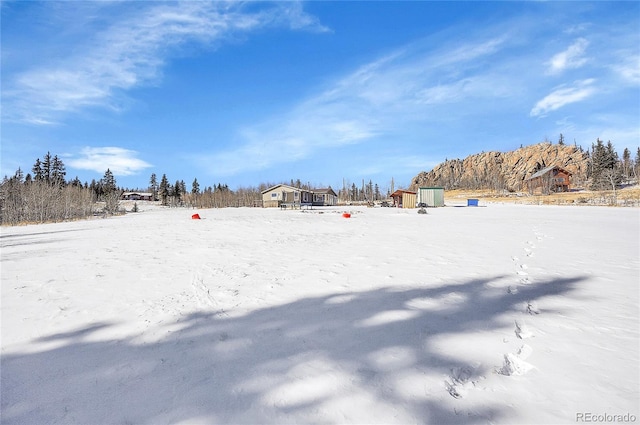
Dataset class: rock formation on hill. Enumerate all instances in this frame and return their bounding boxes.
[410,143,589,192]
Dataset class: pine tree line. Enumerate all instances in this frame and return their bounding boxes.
[0,153,123,225]
[587,139,639,190]
[3,152,394,224]
[337,179,385,204]
[153,174,391,208]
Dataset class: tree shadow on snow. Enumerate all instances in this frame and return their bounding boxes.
[1,274,585,424]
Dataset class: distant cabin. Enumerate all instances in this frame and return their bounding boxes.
[261,184,337,208]
[390,190,417,208]
[122,192,154,201]
[525,166,572,194]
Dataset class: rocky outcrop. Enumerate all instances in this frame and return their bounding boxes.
[410,143,589,192]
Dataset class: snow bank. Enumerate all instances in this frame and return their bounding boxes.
[1,205,638,424]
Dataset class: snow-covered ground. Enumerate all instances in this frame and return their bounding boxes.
[1,204,638,424]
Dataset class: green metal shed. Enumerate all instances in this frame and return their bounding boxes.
[416,187,445,207]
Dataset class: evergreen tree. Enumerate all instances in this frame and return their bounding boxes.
[149,173,158,201]
[32,158,44,181]
[606,141,622,187]
[590,139,621,190]
[622,148,631,180]
[173,179,182,204]
[89,179,99,198]
[101,169,117,194]
[14,167,24,183]
[605,141,619,169]
[558,133,565,145]
[51,155,66,186]
[589,139,606,190]
[100,169,120,214]
[191,178,200,194]
[159,174,169,206]
[42,152,52,183]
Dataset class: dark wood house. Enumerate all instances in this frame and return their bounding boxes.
[525,166,572,194]
[122,192,154,201]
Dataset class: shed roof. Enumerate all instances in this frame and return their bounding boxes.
[390,189,416,197]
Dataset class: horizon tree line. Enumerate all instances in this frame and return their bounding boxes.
[2,140,639,224]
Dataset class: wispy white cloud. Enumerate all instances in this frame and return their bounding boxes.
[194,8,638,181]
[201,35,511,176]
[547,38,589,75]
[530,79,596,117]
[611,54,640,85]
[4,1,328,125]
[68,147,152,176]
[564,23,591,35]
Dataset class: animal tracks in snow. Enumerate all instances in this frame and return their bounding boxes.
[490,227,547,384]
[136,266,234,329]
[446,226,547,398]
[510,226,549,287]
[498,345,535,376]
[511,256,531,285]
[445,365,485,399]
[502,227,549,375]
[191,271,217,309]
[514,319,533,339]
[526,301,540,315]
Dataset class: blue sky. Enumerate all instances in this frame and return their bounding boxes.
[2,1,639,191]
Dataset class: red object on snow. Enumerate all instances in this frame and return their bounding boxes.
[342,213,351,218]
[192,213,201,219]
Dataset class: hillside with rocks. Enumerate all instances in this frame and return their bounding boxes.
[410,143,590,192]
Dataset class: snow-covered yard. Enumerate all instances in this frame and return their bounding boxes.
[1,204,638,424]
